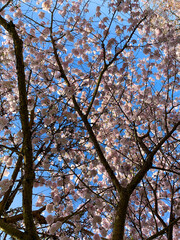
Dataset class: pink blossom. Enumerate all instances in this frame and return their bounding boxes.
[55,221,62,229]
[93,215,102,224]
[0,0,179,239]
[0,179,13,198]
[13,9,22,18]
[49,223,57,234]
[42,0,52,11]
[72,48,79,56]
[93,234,101,240]
[5,14,13,21]
[9,6,15,12]
[0,116,8,130]
[46,214,54,224]
[66,32,74,42]
[6,157,13,167]
[46,204,54,213]
[49,221,62,234]
[38,12,45,19]
[53,195,60,205]
[3,169,9,177]
[36,195,45,207]
[33,181,39,188]
[96,8,101,17]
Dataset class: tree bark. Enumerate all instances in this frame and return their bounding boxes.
[112,191,130,240]
[0,17,40,240]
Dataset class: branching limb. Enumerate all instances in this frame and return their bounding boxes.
[0,219,25,240]
[128,121,180,194]
[0,17,39,239]
[146,217,180,240]
[0,0,12,12]
[50,31,123,195]
[0,155,23,214]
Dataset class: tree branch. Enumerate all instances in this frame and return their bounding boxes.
[0,0,12,12]
[146,217,180,240]
[50,33,123,195]
[0,17,39,239]
[128,121,180,193]
[0,155,23,214]
[0,219,25,240]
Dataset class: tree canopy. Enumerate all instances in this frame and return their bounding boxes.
[0,0,179,239]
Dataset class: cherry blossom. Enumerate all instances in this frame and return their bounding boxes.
[0,0,179,240]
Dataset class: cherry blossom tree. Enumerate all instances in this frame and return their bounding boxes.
[0,0,179,239]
